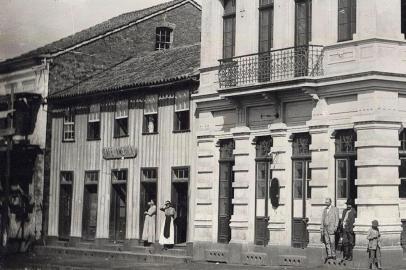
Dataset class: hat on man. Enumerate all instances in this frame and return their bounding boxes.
[372,220,379,227]
[165,200,171,206]
[345,199,354,206]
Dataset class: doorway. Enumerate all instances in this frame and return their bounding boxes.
[254,136,272,246]
[291,134,311,248]
[218,140,234,243]
[109,169,127,242]
[139,168,157,240]
[172,167,189,244]
[59,172,73,240]
[82,172,98,241]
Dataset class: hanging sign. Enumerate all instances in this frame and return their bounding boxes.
[102,145,137,160]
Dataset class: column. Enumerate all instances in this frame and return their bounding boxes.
[268,123,290,246]
[229,126,251,243]
[354,121,402,248]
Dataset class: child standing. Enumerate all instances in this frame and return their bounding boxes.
[367,220,382,270]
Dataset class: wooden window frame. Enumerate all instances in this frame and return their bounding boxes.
[60,171,74,185]
[174,90,190,132]
[85,170,99,185]
[63,109,75,142]
[143,94,159,134]
[141,167,158,183]
[295,0,312,46]
[87,104,101,141]
[156,27,172,50]
[111,169,128,185]
[338,0,356,42]
[172,166,190,183]
[114,100,129,138]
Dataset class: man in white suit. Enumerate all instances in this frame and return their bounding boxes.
[320,197,339,260]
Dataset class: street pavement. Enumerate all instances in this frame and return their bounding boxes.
[2,252,405,270]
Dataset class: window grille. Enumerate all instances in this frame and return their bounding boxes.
[172,167,189,182]
[112,169,128,183]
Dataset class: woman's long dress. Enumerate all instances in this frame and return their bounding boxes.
[159,207,176,245]
[141,205,156,243]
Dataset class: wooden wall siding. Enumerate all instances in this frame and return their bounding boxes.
[48,92,192,241]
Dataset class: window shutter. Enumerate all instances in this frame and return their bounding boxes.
[144,94,158,115]
[175,90,190,112]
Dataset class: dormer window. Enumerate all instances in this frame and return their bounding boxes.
[156,27,172,50]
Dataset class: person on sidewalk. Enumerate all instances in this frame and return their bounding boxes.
[341,199,356,261]
[321,197,339,261]
[142,200,156,246]
[159,200,176,250]
[367,220,382,270]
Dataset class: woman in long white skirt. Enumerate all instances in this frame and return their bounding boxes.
[141,200,156,245]
[159,200,176,249]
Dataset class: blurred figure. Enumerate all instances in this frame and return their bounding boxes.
[141,200,156,246]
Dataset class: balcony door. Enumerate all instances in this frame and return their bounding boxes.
[295,0,312,77]
[291,134,311,248]
[255,136,272,246]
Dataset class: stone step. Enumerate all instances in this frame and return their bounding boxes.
[34,245,191,265]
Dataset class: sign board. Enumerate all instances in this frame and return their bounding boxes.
[102,146,137,160]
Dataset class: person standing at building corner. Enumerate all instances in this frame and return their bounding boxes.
[321,197,340,261]
[367,220,382,270]
[142,200,156,246]
[341,199,356,261]
[159,200,176,250]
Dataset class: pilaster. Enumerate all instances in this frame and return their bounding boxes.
[307,124,331,247]
[268,123,290,246]
[229,126,251,243]
[353,120,402,248]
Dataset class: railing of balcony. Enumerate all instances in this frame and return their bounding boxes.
[218,45,324,88]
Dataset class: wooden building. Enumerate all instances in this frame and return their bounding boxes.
[192,0,406,267]
[47,44,200,247]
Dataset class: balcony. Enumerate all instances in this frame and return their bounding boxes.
[218,45,324,88]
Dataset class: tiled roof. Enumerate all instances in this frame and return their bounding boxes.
[5,0,199,61]
[49,44,200,99]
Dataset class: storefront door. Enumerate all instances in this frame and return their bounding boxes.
[109,169,127,242]
[171,167,190,244]
[291,134,311,248]
[59,172,73,240]
[139,181,157,240]
[82,184,98,241]
[254,136,272,246]
[218,140,234,243]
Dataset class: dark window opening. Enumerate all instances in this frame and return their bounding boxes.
[88,104,100,140]
[338,0,356,42]
[402,0,406,38]
[156,27,172,50]
[141,168,158,182]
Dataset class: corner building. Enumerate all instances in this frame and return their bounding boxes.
[192,0,406,266]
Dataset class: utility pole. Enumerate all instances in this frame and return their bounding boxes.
[2,86,13,248]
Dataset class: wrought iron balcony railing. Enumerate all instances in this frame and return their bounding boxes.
[218,45,324,88]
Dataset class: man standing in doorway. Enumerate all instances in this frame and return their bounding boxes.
[321,197,339,261]
[341,199,356,261]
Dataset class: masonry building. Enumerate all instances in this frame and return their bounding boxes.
[192,0,406,266]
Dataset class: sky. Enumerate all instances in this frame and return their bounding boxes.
[0,0,201,60]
